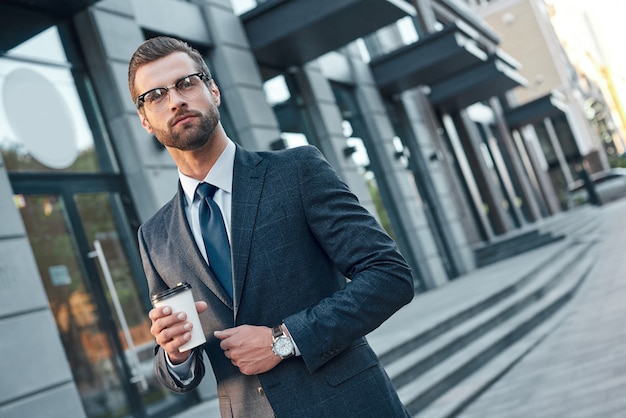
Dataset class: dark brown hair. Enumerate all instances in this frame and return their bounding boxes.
[128,36,212,104]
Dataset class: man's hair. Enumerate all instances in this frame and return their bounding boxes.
[128,36,212,103]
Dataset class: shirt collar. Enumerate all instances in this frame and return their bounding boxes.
[179,140,236,205]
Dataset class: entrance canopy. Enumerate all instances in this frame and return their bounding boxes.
[505,91,568,129]
[370,21,487,97]
[428,51,527,112]
[242,0,415,72]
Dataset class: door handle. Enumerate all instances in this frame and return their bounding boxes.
[89,240,148,391]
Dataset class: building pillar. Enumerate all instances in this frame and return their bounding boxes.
[395,89,475,277]
[490,97,543,223]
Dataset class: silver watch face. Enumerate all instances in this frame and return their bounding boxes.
[273,336,294,357]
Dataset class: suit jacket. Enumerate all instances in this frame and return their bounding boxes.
[138,145,414,417]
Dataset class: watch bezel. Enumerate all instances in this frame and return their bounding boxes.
[271,325,294,359]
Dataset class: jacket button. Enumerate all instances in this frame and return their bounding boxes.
[258,386,265,396]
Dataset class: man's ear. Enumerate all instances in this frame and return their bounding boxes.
[209,80,221,107]
[138,110,154,134]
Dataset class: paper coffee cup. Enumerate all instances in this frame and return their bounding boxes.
[151,282,206,352]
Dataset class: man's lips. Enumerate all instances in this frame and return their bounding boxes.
[171,113,197,126]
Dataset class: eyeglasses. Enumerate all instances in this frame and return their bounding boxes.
[136,72,210,111]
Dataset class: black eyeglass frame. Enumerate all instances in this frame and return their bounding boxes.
[135,72,210,109]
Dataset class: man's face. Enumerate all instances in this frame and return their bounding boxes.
[134,52,220,151]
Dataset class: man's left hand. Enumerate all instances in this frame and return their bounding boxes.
[214,325,281,375]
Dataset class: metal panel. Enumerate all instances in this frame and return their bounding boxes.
[242,0,415,69]
[0,310,74,403]
[370,21,488,96]
[4,0,100,15]
[0,0,100,52]
[0,239,49,318]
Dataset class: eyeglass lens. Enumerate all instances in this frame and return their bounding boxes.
[142,74,205,110]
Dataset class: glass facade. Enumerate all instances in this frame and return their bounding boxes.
[3,24,197,418]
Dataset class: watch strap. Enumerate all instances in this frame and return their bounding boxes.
[272,325,283,339]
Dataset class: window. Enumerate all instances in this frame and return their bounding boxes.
[0,27,111,173]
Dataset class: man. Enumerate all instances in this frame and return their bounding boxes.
[130,36,414,417]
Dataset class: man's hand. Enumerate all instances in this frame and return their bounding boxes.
[214,325,281,375]
[149,301,208,364]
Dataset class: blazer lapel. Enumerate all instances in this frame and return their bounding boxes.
[168,184,234,308]
[231,147,266,317]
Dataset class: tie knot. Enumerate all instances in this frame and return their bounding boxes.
[196,182,218,200]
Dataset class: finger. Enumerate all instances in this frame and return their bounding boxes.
[219,337,232,352]
[148,306,171,321]
[153,311,187,332]
[213,328,235,340]
[156,321,193,347]
[195,301,208,313]
[162,332,194,361]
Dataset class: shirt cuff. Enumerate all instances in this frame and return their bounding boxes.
[166,351,196,385]
[283,323,301,356]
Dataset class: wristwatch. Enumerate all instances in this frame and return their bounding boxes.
[271,325,295,359]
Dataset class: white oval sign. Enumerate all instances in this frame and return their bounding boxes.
[2,68,78,169]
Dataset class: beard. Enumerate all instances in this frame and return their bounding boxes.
[152,104,220,151]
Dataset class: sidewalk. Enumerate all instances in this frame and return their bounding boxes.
[455,199,626,418]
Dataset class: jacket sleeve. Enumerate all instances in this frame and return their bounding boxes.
[282,146,415,373]
[138,225,206,392]
[152,346,206,393]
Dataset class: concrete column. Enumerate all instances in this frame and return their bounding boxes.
[518,125,563,215]
[455,109,516,235]
[345,48,448,290]
[288,62,379,219]
[199,0,282,151]
[490,97,543,223]
[398,89,476,276]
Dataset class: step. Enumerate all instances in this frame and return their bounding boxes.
[373,239,573,366]
[415,252,595,418]
[475,232,563,268]
[386,239,592,389]
[538,206,601,238]
[416,295,574,418]
[393,240,596,415]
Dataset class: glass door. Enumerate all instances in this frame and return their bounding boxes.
[14,188,197,418]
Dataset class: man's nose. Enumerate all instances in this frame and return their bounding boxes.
[167,88,187,108]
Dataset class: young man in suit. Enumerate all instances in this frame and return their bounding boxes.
[130,36,414,417]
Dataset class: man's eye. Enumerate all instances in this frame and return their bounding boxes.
[145,89,165,103]
[177,77,195,90]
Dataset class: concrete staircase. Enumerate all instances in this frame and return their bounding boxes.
[473,229,563,268]
[369,206,602,418]
[473,205,599,268]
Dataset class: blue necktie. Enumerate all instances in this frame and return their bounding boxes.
[196,183,233,298]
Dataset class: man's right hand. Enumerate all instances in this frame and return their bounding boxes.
[149,301,208,364]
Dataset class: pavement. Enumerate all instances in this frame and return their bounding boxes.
[174,199,626,418]
[455,199,626,418]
